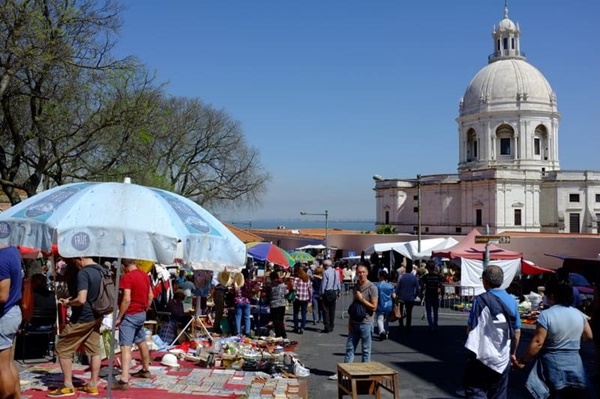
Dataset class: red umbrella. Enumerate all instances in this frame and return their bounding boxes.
[521,259,555,275]
[246,242,294,268]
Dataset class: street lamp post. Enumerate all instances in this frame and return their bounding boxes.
[300,210,329,256]
[231,220,252,231]
[417,174,422,253]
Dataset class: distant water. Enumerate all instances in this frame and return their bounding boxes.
[237,219,375,232]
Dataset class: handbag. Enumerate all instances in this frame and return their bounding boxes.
[324,289,338,302]
[287,290,297,302]
[388,301,403,322]
[20,277,34,323]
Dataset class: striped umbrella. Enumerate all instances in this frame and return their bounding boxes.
[246,242,294,268]
[289,250,315,263]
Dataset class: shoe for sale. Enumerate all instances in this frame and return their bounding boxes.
[47,386,75,397]
[78,385,98,396]
[111,379,129,391]
[130,368,152,379]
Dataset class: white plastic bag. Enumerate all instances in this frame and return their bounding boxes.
[293,359,310,377]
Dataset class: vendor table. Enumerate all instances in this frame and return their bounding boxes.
[336,361,399,399]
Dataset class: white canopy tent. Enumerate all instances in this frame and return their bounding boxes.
[364,237,459,260]
[363,242,406,254]
[296,244,326,250]
[410,237,459,260]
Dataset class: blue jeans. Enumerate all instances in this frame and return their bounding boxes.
[312,295,322,322]
[425,297,439,329]
[293,300,308,330]
[344,322,373,363]
[235,302,251,335]
[463,356,509,399]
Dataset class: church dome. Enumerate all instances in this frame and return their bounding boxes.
[460,58,556,116]
[497,17,517,32]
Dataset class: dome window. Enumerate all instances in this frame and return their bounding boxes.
[496,124,515,158]
[466,128,478,161]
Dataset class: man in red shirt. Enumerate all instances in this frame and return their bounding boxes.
[113,259,153,390]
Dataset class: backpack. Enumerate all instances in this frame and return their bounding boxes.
[89,265,116,316]
[348,300,366,322]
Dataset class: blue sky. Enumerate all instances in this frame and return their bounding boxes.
[115,0,599,222]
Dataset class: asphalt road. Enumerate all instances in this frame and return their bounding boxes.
[291,299,598,399]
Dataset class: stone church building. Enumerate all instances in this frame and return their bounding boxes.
[374,6,600,235]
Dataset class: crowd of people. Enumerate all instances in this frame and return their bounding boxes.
[0,245,598,399]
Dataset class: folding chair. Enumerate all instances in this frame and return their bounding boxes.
[19,306,57,364]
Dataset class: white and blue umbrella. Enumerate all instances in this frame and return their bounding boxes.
[0,180,246,396]
[0,181,246,268]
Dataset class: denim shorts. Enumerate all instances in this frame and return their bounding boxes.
[119,311,147,346]
[0,306,22,350]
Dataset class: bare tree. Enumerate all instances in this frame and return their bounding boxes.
[130,96,270,210]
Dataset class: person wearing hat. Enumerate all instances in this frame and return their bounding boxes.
[158,289,192,345]
[233,269,259,336]
[212,271,232,334]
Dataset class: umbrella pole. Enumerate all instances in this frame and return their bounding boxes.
[106,258,122,399]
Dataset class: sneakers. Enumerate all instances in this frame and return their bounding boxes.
[328,374,338,380]
[130,368,152,379]
[78,385,98,396]
[111,379,129,391]
[47,386,75,397]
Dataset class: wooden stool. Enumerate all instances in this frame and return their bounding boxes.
[337,362,399,399]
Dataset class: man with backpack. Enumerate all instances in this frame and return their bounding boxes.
[329,264,378,380]
[48,257,105,397]
[112,258,153,391]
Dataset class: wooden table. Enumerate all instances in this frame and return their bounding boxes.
[337,362,399,399]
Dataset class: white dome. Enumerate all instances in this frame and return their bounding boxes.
[460,59,556,116]
[497,18,517,32]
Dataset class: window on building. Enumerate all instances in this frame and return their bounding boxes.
[475,209,482,226]
[596,194,600,202]
[569,194,580,203]
[514,209,522,226]
[385,211,389,225]
[569,213,580,233]
[425,227,429,233]
[413,195,418,201]
[503,38,508,50]
[413,207,419,213]
[534,138,541,156]
[597,214,600,232]
[455,227,462,234]
[473,140,478,158]
[497,39,500,51]
[500,138,511,155]
[511,38,515,49]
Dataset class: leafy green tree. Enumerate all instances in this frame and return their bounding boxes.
[376,224,396,234]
